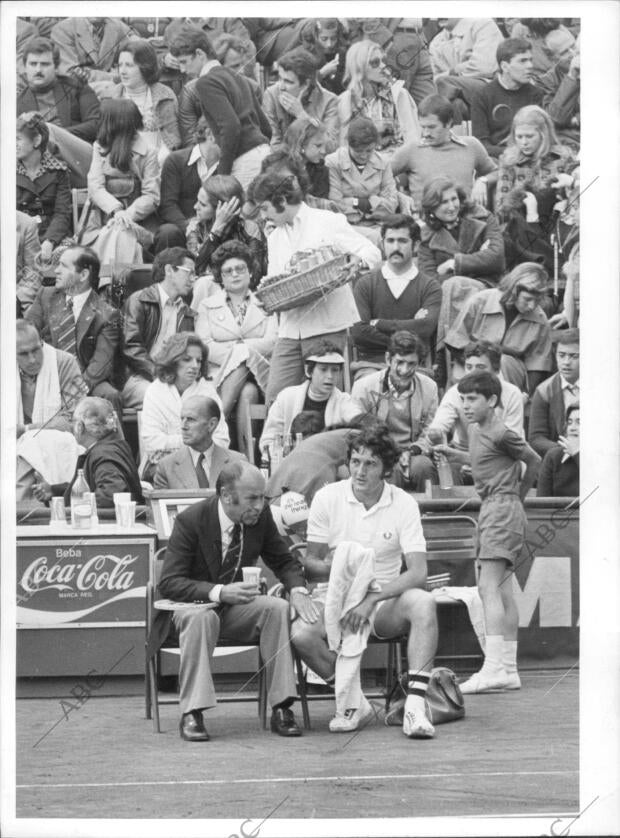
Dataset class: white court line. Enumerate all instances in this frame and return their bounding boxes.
[17,770,578,790]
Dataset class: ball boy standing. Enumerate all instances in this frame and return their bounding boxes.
[434,371,541,693]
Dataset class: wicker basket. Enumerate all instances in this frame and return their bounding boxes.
[254,253,349,313]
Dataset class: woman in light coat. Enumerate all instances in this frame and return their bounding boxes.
[195,240,277,417]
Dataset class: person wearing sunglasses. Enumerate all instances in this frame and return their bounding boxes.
[337,39,421,156]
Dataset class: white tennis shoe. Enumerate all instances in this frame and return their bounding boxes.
[329,696,374,732]
[402,706,435,739]
[460,668,509,694]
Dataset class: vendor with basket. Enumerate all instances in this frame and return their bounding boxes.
[247,172,382,405]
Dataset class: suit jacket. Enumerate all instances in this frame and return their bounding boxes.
[17,76,101,142]
[147,495,306,656]
[528,373,566,456]
[50,17,132,79]
[25,288,120,390]
[153,444,246,491]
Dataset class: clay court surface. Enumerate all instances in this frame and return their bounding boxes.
[15,669,578,823]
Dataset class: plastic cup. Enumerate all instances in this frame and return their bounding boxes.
[242,567,261,587]
[117,501,136,528]
[49,497,67,527]
[113,493,131,524]
[73,504,92,529]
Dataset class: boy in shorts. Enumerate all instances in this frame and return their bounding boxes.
[433,371,541,693]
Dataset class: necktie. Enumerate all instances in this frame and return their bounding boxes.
[219,523,242,584]
[57,298,77,356]
[195,453,209,488]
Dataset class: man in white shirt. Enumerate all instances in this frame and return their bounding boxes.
[426,340,524,482]
[248,171,382,405]
[292,424,438,739]
[154,395,246,490]
[121,247,197,409]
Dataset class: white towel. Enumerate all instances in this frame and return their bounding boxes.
[325,541,381,655]
[16,429,82,485]
[17,342,61,426]
[432,585,486,651]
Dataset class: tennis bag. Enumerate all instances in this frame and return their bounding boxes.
[385,667,465,726]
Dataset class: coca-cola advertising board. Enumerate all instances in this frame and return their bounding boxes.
[17,538,150,628]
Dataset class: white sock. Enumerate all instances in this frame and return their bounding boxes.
[405,670,431,714]
[482,635,505,673]
[334,654,362,715]
[502,640,518,674]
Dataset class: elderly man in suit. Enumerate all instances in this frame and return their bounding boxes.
[154,395,246,490]
[528,329,579,456]
[25,245,122,418]
[149,461,315,741]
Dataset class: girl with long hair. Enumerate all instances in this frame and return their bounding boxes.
[337,40,420,154]
[284,117,330,199]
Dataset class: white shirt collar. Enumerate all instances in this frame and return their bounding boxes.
[189,442,214,467]
[200,60,221,77]
[381,262,419,282]
[67,288,91,321]
[560,376,579,391]
[344,477,393,511]
[217,499,236,536]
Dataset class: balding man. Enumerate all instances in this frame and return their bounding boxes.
[148,462,313,741]
[33,396,143,508]
[154,395,246,490]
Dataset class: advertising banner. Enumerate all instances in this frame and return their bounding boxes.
[17,538,150,628]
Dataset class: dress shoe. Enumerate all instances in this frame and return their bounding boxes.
[270,706,302,737]
[179,710,210,742]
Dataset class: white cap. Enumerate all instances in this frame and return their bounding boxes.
[279,491,309,527]
[304,351,345,365]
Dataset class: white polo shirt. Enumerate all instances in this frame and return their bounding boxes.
[307,478,426,587]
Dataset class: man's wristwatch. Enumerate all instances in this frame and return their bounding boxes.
[290,587,310,596]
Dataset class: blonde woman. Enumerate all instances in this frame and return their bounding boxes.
[495,105,576,229]
[337,39,420,155]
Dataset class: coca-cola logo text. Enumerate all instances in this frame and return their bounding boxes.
[20,552,138,595]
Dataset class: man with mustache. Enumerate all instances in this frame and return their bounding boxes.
[351,215,441,378]
[17,36,100,186]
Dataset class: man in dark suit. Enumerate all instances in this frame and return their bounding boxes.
[154,395,246,490]
[150,461,316,741]
[25,245,122,417]
[528,329,579,456]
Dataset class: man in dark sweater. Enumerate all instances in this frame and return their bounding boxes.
[351,215,442,376]
[33,396,144,509]
[169,27,271,188]
[470,38,543,159]
[17,36,100,186]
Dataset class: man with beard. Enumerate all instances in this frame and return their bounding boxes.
[351,215,441,377]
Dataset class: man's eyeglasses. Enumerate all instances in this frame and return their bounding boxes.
[221,265,249,277]
[176,265,196,280]
[368,55,387,69]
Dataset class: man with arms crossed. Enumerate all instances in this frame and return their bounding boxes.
[292,424,438,739]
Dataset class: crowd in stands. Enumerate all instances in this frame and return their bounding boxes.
[15,15,581,508]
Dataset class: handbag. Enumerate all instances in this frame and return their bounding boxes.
[384,667,465,726]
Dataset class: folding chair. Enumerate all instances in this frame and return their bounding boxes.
[71,187,91,238]
[145,547,311,733]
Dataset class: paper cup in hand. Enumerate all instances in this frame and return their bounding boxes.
[242,567,261,586]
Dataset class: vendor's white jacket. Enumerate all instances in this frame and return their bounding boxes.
[259,381,362,454]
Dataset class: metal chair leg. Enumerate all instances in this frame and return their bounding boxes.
[294,651,311,730]
[258,655,268,730]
